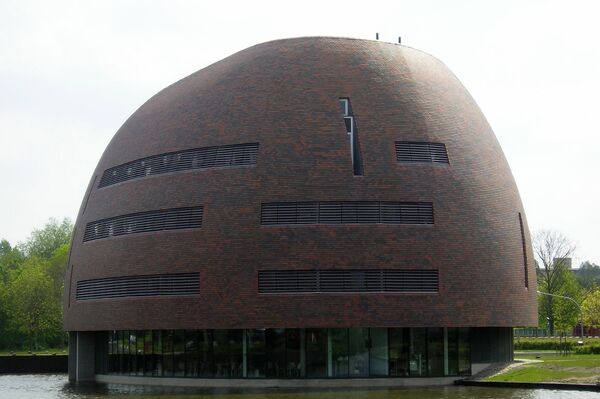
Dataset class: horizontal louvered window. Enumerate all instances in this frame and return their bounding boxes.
[395,142,449,164]
[261,202,433,225]
[76,273,199,301]
[83,206,202,242]
[98,142,259,187]
[258,269,438,294]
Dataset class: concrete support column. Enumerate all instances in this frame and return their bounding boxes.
[74,331,96,381]
[68,332,77,381]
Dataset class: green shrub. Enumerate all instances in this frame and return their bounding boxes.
[514,338,573,351]
[514,337,600,352]
[573,344,600,354]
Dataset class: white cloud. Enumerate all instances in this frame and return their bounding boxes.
[1,0,598,263]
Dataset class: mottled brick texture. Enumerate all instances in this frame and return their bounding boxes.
[63,37,538,331]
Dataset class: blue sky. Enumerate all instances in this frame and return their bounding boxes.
[1,0,598,265]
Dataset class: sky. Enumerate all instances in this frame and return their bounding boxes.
[0,0,598,265]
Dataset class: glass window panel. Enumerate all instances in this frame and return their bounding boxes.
[144,330,153,376]
[163,330,174,376]
[458,327,471,376]
[331,328,348,377]
[348,328,369,377]
[117,330,124,374]
[153,330,162,376]
[306,329,327,377]
[427,327,444,377]
[389,328,409,377]
[127,330,133,374]
[265,329,286,378]
[198,330,213,377]
[136,331,144,376]
[125,330,132,375]
[213,330,230,377]
[410,328,427,377]
[185,330,198,377]
[126,331,133,375]
[173,330,185,377]
[369,328,388,376]
[107,331,114,373]
[229,330,244,378]
[285,329,303,378]
[447,327,459,376]
[108,331,114,355]
[247,329,266,378]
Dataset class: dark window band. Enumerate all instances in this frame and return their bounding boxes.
[83,206,203,242]
[258,269,438,294]
[395,142,449,164]
[261,202,433,225]
[518,213,529,288]
[76,273,199,301]
[98,142,259,188]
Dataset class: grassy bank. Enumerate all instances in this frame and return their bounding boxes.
[487,354,600,384]
[0,348,67,356]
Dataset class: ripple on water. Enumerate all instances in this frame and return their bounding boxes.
[0,374,597,399]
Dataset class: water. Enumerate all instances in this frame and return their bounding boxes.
[0,374,597,399]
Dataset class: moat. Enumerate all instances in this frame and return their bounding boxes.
[1,374,598,399]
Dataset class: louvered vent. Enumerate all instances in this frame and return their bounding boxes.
[395,142,449,163]
[98,143,259,187]
[83,206,203,242]
[76,273,199,301]
[261,202,433,225]
[258,269,438,294]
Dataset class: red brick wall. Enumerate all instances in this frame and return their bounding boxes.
[63,37,538,331]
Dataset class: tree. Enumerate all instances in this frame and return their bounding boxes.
[46,244,69,302]
[19,218,73,259]
[0,240,25,348]
[582,289,600,328]
[576,261,600,289]
[0,239,24,283]
[0,219,73,351]
[5,259,61,350]
[533,230,579,335]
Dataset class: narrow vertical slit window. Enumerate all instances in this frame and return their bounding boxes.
[339,98,363,176]
[518,212,529,288]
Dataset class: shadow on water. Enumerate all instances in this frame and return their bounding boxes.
[1,374,598,399]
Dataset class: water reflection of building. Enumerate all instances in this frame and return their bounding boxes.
[63,37,538,386]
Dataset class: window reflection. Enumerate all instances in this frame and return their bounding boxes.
[105,327,470,379]
[410,328,427,377]
[285,329,303,377]
[330,328,348,377]
[246,329,266,378]
[369,328,388,376]
[389,328,410,377]
[266,329,286,378]
[427,327,444,377]
[305,329,327,377]
[349,328,369,377]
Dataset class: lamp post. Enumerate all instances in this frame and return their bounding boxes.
[537,290,584,342]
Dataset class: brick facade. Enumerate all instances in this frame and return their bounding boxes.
[63,37,537,332]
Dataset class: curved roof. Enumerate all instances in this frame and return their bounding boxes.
[64,37,537,331]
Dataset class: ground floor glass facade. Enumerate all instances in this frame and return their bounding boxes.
[107,327,470,378]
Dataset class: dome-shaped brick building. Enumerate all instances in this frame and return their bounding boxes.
[64,37,537,386]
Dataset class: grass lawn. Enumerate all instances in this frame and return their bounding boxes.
[487,354,600,383]
[0,348,67,356]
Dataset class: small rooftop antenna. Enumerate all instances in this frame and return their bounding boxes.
[376,33,379,40]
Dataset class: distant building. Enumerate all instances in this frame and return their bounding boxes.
[554,258,573,269]
[63,37,537,386]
